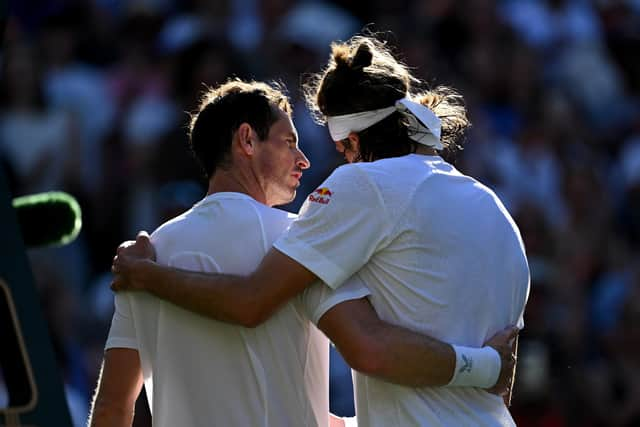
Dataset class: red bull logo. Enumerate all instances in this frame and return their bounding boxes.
[314,188,332,196]
[309,187,332,204]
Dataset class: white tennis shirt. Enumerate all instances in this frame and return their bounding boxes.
[275,154,531,426]
[106,192,369,427]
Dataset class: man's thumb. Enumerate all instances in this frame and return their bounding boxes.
[136,230,151,242]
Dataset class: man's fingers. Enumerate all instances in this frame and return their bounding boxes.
[506,326,519,344]
[110,266,130,292]
[136,230,151,242]
[487,331,520,397]
[495,325,519,343]
[507,353,516,370]
[485,325,519,347]
[112,254,122,273]
[112,254,131,275]
[117,240,135,255]
[114,234,155,261]
[111,276,127,292]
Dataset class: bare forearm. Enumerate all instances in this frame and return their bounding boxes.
[118,249,316,327]
[320,299,456,387]
[137,261,260,326]
[368,324,508,390]
[365,322,455,387]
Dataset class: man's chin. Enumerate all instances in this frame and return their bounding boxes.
[272,190,296,207]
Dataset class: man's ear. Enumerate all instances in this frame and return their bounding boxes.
[236,123,255,156]
[347,132,360,153]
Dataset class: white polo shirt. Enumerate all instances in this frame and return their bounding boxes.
[275,154,531,426]
[106,192,370,427]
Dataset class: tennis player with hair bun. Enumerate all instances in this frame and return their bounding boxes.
[111,35,528,426]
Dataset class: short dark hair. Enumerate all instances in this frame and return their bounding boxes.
[304,36,470,161]
[188,79,292,178]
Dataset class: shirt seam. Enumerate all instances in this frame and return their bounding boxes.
[273,236,348,289]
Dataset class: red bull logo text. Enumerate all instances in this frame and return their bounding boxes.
[309,187,332,204]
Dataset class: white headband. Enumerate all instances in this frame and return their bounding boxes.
[326,98,443,150]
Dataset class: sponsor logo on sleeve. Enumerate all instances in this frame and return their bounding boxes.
[308,187,332,204]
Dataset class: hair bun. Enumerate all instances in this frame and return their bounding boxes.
[334,53,351,71]
[350,43,373,71]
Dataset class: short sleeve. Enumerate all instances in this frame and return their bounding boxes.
[300,274,372,325]
[274,165,391,289]
[105,293,138,350]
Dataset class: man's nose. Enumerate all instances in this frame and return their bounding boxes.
[297,149,311,170]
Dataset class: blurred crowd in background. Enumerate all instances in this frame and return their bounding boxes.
[1,0,640,426]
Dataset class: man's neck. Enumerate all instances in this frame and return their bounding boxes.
[414,146,438,156]
[207,170,269,206]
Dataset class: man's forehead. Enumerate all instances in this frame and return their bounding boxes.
[286,117,299,139]
[273,111,298,137]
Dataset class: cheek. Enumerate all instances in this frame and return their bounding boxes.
[262,150,293,178]
[257,153,276,178]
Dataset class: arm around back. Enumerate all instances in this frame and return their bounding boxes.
[112,247,318,328]
[318,297,456,387]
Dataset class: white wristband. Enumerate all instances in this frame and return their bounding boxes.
[447,345,501,388]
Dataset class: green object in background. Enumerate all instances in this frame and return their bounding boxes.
[12,191,82,248]
[0,166,73,427]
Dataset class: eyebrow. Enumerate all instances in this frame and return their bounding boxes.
[286,132,298,144]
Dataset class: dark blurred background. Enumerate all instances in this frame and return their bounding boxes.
[1,0,639,426]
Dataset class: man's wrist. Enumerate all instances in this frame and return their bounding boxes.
[447,345,500,388]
